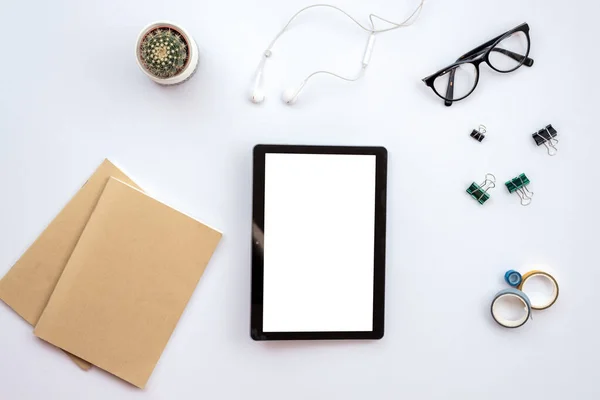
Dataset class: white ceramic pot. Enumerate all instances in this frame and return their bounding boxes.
[136,21,199,85]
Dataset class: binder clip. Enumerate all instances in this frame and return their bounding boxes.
[533,124,558,156]
[466,173,496,205]
[470,124,486,142]
[505,173,534,206]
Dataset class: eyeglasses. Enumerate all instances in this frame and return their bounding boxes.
[422,23,534,106]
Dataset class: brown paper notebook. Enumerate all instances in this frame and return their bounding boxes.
[34,178,222,388]
[0,159,142,370]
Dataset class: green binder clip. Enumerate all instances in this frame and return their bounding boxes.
[505,173,534,206]
[467,173,496,205]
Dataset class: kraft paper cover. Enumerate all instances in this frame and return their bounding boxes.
[34,178,222,388]
[0,159,141,370]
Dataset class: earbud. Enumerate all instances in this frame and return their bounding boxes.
[282,82,306,105]
[282,87,300,105]
[250,89,265,104]
[249,58,267,104]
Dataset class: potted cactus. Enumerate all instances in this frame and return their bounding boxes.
[136,21,199,85]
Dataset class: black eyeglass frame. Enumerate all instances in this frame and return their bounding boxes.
[422,23,534,106]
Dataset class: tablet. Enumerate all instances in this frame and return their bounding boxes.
[251,145,387,340]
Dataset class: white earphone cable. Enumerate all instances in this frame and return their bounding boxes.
[252,0,425,103]
[267,0,425,52]
[301,66,366,86]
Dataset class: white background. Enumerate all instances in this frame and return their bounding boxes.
[0,0,599,399]
[263,154,376,332]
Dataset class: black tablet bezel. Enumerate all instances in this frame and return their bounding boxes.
[251,145,387,341]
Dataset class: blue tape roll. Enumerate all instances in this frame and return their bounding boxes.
[491,288,532,328]
[504,270,522,287]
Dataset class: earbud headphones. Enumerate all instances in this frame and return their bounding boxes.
[249,1,425,105]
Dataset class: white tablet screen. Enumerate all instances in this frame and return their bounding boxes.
[262,153,377,332]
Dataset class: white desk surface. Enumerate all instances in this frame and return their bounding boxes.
[1,0,599,398]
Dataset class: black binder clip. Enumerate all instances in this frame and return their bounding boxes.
[533,124,558,156]
[470,125,486,142]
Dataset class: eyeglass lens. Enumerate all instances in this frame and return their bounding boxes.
[433,63,477,102]
[488,31,529,72]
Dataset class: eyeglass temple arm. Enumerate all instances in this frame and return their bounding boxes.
[457,32,506,61]
[444,69,455,107]
[459,44,534,66]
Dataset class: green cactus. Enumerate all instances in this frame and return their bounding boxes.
[139,28,189,79]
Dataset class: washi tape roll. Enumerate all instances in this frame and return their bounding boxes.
[490,288,532,328]
[504,270,522,287]
[518,270,559,310]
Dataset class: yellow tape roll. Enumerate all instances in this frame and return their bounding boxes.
[517,270,559,310]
